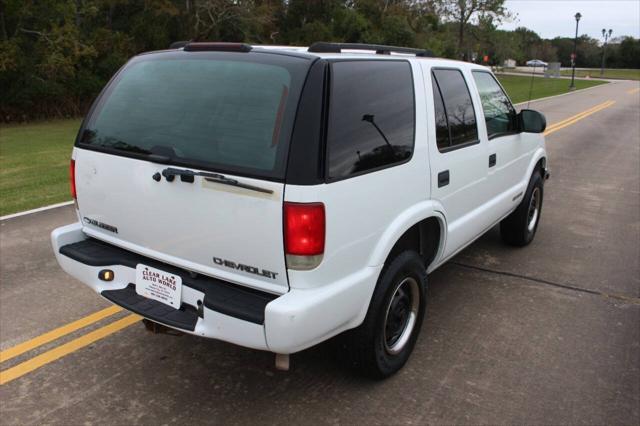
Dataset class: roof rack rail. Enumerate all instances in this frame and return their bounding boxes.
[169,41,190,49]
[184,42,253,52]
[308,42,433,57]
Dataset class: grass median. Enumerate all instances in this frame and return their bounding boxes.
[558,68,640,81]
[0,73,608,216]
[497,74,608,104]
[0,119,81,216]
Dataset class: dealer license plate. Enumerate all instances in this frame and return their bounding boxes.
[135,264,182,309]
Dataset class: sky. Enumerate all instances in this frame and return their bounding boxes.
[499,0,640,40]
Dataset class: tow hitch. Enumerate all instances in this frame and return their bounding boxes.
[142,319,184,336]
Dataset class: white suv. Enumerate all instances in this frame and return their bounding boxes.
[52,42,549,378]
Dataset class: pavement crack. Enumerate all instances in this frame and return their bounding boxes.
[449,261,640,305]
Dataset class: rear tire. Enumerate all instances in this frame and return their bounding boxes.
[344,251,427,379]
[500,170,544,246]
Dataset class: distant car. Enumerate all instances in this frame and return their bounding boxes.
[526,59,548,67]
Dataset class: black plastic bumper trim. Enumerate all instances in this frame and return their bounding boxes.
[102,284,198,331]
[59,238,278,324]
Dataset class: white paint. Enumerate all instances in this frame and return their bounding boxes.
[74,148,289,294]
[0,201,73,221]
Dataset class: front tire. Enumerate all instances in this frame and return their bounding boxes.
[344,251,427,379]
[500,170,544,246]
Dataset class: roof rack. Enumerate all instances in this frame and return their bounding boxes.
[184,42,252,52]
[308,42,433,57]
[169,41,190,49]
[169,41,253,52]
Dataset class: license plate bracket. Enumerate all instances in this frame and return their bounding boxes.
[135,264,182,309]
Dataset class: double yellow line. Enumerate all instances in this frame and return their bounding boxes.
[0,306,139,385]
[544,100,616,136]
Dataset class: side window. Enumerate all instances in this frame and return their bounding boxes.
[472,71,517,138]
[432,79,450,151]
[431,69,478,151]
[327,61,415,180]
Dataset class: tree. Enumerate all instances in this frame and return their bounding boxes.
[437,0,512,60]
[617,36,640,68]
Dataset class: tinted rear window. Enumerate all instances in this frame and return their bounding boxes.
[78,51,310,180]
[432,79,450,151]
[326,60,415,180]
[431,69,478,150]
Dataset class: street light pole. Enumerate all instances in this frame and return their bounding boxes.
[600,28,613,77]
[570,12,582,90]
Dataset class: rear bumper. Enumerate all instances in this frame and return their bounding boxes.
[51,222,381,354]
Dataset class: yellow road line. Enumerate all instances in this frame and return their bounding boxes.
[0,314,139,385]
[544,100,613,134]
[0,305,123,363]
[545,100,615,136]
[627,88,640,95]
[544,102,608,131]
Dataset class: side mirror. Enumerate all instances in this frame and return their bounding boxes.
[518,109,547,133]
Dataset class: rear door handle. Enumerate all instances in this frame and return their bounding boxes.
[489,153,497,167]
[438,170,450,188]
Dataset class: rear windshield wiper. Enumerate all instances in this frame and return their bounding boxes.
[102,140,152,155]
[161,167,274,195]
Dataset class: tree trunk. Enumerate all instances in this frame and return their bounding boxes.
[0,1,8,41]
[458,19,465,60]
[107,3,114,29]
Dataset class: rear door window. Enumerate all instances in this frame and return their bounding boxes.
[431,69,478,151]
[78,52,310,180]
[326,60,415,180]
[472,71,517,138]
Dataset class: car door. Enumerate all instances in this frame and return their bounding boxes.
[423,66,490,259]
[471,70,532,218]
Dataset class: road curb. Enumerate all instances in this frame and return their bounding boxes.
[0,201,74,221]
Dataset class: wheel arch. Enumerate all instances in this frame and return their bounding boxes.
[527,148,548,181]
[369,201,447,272]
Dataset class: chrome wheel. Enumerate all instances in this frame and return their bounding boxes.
[527,187,541,232]
[383,277,420,355]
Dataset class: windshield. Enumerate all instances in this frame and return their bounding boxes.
[78,51,310,180]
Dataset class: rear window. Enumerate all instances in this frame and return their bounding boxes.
[78,51,310,180]
[431,69,478,151]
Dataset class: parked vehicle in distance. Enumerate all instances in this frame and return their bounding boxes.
[526,59,548,67]
[52,42,549,379]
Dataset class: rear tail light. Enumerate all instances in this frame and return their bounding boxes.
[70,159,77,200]
[284,202,325,270]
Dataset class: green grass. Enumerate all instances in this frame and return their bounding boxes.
[497,74,608,104]
[559,68,640,80]
[0,119,81,216]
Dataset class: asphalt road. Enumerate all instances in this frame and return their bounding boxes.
[1,81,639,425]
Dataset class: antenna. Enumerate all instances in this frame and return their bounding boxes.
[526,53,538,109]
